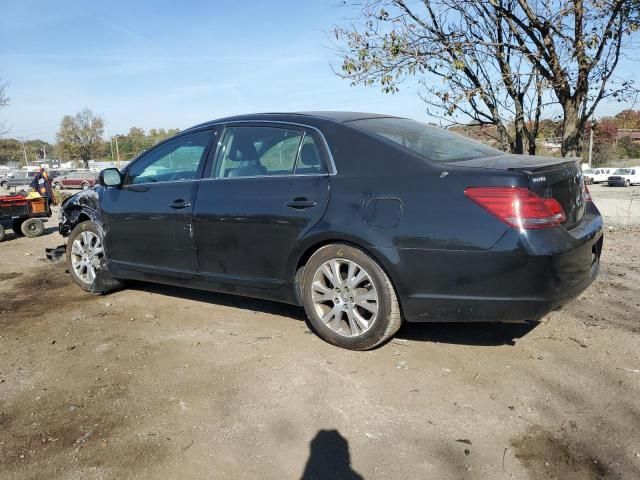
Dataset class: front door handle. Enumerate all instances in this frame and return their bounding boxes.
[286,198,317,210]
[168,199,192,209]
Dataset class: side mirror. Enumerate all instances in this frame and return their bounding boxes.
[99,168,122,188]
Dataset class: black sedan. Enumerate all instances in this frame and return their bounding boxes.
[58,112,603,350]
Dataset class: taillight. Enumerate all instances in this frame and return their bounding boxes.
[583,182,592,202]
[465,187,566,229]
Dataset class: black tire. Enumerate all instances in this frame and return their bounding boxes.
[0,224,5,242]
[12,219,25,237]
[0,181,8,190]
[20,218,44,238]
[301,244,402,350]
[625,179,631,187]
[81,182,89,190]
[54,182,63,190]
[66,220,123,294]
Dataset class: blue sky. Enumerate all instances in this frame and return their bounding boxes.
[1,0,638,142]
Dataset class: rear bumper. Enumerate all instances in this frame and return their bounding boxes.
[382,204,604,323]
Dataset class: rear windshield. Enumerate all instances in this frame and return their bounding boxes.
[348,117,504,163]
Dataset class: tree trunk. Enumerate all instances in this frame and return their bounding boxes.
[496,123,513,153]
[513,101,525,155]
[527,134,537,155]
[561,101,583,157]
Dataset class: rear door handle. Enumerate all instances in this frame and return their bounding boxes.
[286,199,317,210]
[168,199,191,209]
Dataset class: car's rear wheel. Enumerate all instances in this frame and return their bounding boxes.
[0,224,5,242]
[301,244,402,350]
[66,221,123,293]
[625,179,631,187]
[20,218,44,238]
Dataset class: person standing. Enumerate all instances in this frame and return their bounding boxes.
[30,167,55,204]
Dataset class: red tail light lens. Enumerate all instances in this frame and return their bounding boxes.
[465,187,566,229]
[583,182,592,202]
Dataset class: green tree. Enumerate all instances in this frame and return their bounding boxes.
[618,135,640,158]
[56,108,105,168]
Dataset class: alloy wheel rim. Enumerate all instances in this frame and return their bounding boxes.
[311,258,379,337]
[70,231,103,284]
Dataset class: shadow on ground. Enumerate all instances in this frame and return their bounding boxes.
[300,430,363,480]
[397,321,540,346]
[130,281,539,346]
[128,281,307,321]
[0,225,58,243]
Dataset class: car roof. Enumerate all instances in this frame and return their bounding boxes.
[185,111,402,132]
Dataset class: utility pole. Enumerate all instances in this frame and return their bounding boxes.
[18,137,28,166]
[114,135,121,169]
[588,119,595,168]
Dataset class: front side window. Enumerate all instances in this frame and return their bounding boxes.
[215,126,303,178]
[348,117,503,164]
[126,130,211,184]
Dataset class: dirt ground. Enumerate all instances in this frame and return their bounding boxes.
[1,189,639,479]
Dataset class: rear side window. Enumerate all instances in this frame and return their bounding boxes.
[214,126,326,178]
[295,134,326,174]
[348,117,503,163]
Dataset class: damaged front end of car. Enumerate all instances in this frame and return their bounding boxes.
[48,189,122,293]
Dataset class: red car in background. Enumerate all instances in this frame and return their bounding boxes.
[52,171,97,190]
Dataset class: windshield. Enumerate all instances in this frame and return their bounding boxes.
[348,117,504,163]
[614,169,630,175]
[583,169,594,174]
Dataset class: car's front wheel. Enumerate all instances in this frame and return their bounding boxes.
[53,182,62,190]
[301,244,402,350]
[0,181,8,190]
[625,179,631,187]
[66,221,123,293]
[81,182,90,190]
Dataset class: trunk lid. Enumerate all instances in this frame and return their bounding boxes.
[447,154,586,229]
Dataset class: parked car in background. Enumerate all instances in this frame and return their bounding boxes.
[48,168,77,179]
[583,168,613,184]
[58,112,603,350]
[0,170,37,190]
[51,170,97,190]
[607,168,640,187]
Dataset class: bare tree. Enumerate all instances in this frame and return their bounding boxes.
[56,108,105,168]
[333,1,639,156]
[0,80,9,136]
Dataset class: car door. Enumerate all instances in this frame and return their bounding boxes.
[101,129,214,273]
[192,123,331,288]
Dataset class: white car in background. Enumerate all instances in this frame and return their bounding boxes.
[607,168,640,187]
[584,167,614,184]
